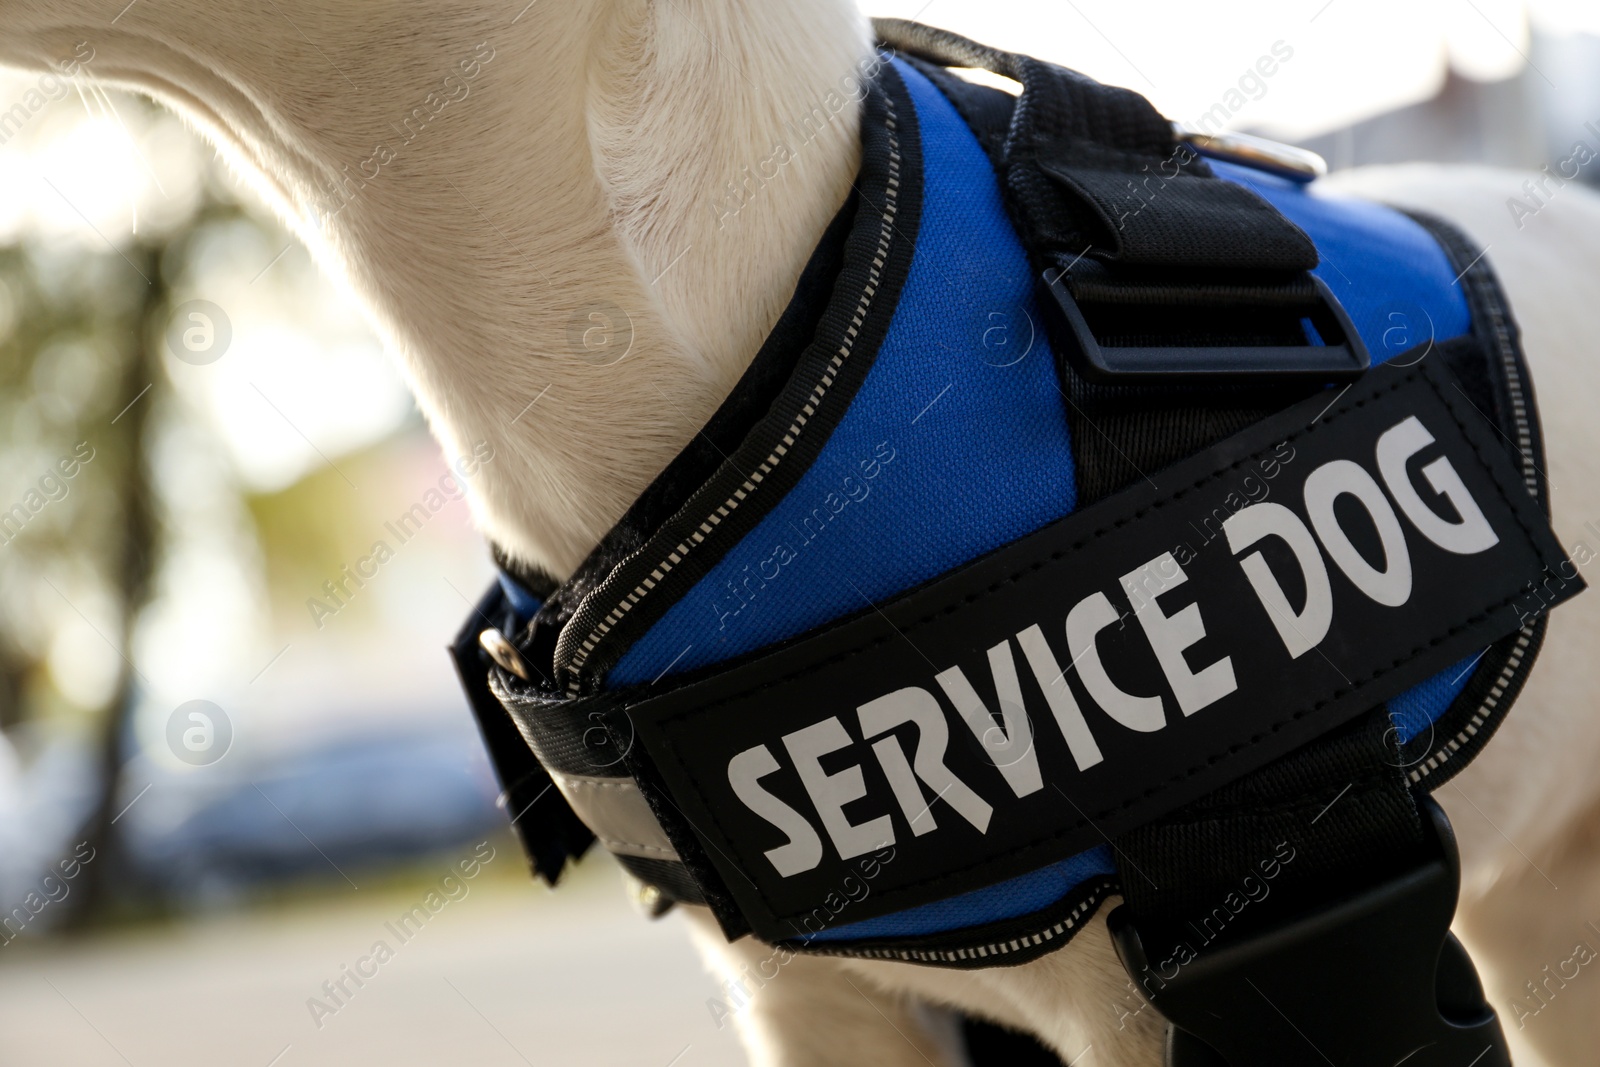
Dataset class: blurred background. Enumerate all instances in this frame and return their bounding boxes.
[0,0,1596,1063]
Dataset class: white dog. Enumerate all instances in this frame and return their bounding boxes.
[3,2,1598,1064]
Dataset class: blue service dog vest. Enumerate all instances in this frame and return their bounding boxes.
[453,19,1582,1065]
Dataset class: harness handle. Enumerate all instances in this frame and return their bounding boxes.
[873,18,1319,272]
[875,18,1364,386]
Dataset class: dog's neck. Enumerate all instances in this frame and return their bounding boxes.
[3,0,870,576]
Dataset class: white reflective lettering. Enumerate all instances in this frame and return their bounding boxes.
[1304,459,1413,607]
[1121,553,1236,716]
[1015,624,1104,771]
[782,718,893,860]
[728,745,826,877]
[1376,416,1499,555]
[1225,502,1334,659]
[935,641,1043,799]
[869,736,938,835]
[1065,592,1166,732]
[858,688,992,833]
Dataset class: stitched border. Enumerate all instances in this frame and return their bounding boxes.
[1397,211,1549,788]
[787,876,1118,966]
[1407,625,1535,785]
[647,356,1553,917]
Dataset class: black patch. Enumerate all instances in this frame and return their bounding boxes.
[611,353,1582,941]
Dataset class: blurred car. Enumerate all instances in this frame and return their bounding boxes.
[124,714,506,907]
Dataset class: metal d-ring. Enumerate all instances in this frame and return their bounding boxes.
[1172,123,1329,184]
[479,627,533,681]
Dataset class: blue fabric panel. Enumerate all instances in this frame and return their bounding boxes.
[608,59,1076,687]
[1390,653,1483,744]
[804,845,1116,942]
[497,572,543,625]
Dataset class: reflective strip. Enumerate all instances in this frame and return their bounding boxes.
[549,771,680,861]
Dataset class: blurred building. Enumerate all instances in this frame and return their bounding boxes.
[1296,28,1600,179]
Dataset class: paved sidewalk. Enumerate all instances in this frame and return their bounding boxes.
[0,858,747,1067]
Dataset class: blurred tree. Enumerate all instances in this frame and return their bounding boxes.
[0,235,166,927]
[2,89,427,928]
[0,241,156,732]
[0,179,257,925]
[57,240,163,929]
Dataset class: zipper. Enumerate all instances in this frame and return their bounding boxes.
[792,880,1116,966]
[1406,215,1544,787]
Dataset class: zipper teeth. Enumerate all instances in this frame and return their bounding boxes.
[1407,626,1535,784]
[561,95,904,696]
[795,882,1115,965]
[1408,239,1539,786]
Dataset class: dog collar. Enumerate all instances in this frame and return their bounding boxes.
[455,22,1581,1064]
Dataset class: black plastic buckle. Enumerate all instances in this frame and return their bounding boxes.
[1043,269,1369,385]
[1108,799,1510,1067]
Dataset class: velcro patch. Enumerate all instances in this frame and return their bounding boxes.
[617,356,1583,942]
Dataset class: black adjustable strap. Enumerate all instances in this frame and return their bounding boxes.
[1117,713,1424,924]
[1109,719,1500,1063]
[883,21,1510,1064]
[881,24,1366,511]
[1111,793,1508,1065]
[877,18,1370,397]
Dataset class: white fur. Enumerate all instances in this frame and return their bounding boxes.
[4,2,1599,1063]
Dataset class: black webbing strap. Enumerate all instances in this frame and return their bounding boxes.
[1116,712,1424,931]
[884,21,1512,1063]
[884,7,1421,925]
[885,24,1351,501]
[876,15,1350,392]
